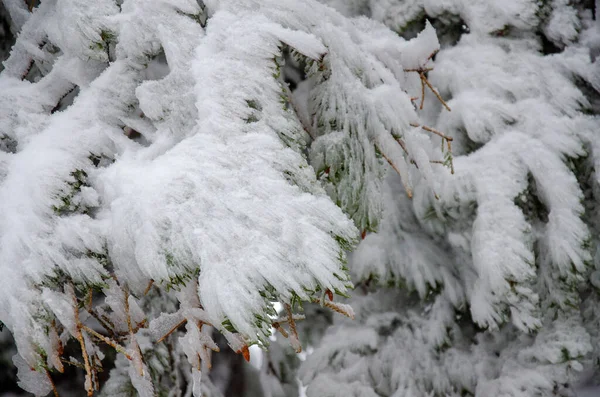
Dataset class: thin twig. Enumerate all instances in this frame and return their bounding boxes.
[377,146,413,198]
[271,314,306,324]
[69,285,94,397]
[404,67,433,73]
[421,73,451,111]
[123,284,145,377]
[156,318,188,343]
[284,304,301,353]
[419,74,426,110]
[448,141,455,174]
[86,288,93,311]
[427,49,439,61]
[82,325,133,360]
[272,322,289,338]
[60,358,103,373]
[143,280,154,296]
[45,369,60,397]
[86,309,116,338]
[311,299,355,319]
[396,137,409,155]
[123,286,133,335]
[410,123,453,141]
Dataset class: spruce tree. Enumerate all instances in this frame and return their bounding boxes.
[301,0,600,396]
[0,0,445,395]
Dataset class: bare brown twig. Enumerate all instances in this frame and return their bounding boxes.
[410,123,453,141]
[403,50,451,112]
[284,303,302,353]
[143,280,154,296]
[45,369,59,397]
[68,284,94,396]
[82,325,133,360]
[377,146,413,198]
[156,318,188,343]
[420,73,451,112]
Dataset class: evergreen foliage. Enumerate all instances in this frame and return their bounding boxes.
[2,0,600,396]
[0,0,447,395]
[303,0,600,396]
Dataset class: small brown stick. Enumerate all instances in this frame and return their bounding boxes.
[86,310,115,337]
[82,325,133,360]
[68,285,94,397]
[427,49,439,61]
[86,288,93,311]
[409,123,454,175]
[49,321,65,373]
[45,369,60,397]
[122,285,145,377]
[284,304,301,353]
[60,358,103,373]
[123,286,134,335]
[143,280,154,296]
[60,358,104,372]
[410,123,453,141]
[60,358,86,370]
[272,322,289,338]
[421,73,451,112]
[404,67,434,73]
[196,353,202,370]
[396,138,409,155]
[447,141,455,174]
[156,318,188,343]
[311,299,355,319]
[377,146,413,198]
[419,74,426,110]
[94,310,117,333]
[272,314,305,324]
[90,355,100,392]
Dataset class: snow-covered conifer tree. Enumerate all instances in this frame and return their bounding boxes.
[0,0,448,395]
[299,1,600,396]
